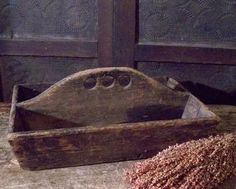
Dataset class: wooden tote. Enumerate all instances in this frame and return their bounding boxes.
[8,67,220,170]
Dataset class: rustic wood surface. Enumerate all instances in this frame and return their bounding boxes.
[98,0,113,67]
[0,103,235,188]
[9,68,219,170]
[0,39,97,58]
[16,67,191,130]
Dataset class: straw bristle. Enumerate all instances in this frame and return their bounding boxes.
[126,133,236,189]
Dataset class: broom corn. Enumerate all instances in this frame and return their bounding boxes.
[126,133,236,189]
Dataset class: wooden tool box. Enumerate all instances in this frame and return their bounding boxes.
[8,67,219,170]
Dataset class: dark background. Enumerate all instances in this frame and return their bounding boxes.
[0,0,235,104]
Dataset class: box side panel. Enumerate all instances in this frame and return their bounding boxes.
[8,85,26,132]
[9,119,217,170]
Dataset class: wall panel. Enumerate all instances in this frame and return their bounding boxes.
[139,0,236,45]
[1,56,98,101]
[0,0,98,40]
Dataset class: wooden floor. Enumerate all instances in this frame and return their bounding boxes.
[0,103,235,189]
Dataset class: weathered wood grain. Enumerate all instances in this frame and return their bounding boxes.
[112,0,136,67]
[8,117,218,170]
[97,0,113,67]
[16,67,216,131]
[0,104,235,188]
[7,68,219,170]
[0,39,97,58]
[135,43,236,65]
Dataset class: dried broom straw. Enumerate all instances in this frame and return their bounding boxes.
[126,133,236,189]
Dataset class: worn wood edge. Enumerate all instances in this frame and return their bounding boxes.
[7,104,228,171]
[137,41,236,50]
[184,94,220,119]
[9,118,219,170]
[3,105,234,172]
[112,0,136,67]
[7,87,220,171]
[0,39,98,58]
[10,67,220,137]
[16,67,167,107]
[97,0,113,66]
[10,118,219,154]
[7,116,219,141]
[8,85,19,134]
[135,43,236,65]
[14,66,215,129]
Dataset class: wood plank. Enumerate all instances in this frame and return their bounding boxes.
[97,0,113,67]
[0,56,98,102]
[209,105,236,133]
[112,0,136,67]
[0,104,235,188]
[0,39,97,58]
[9,118,217,170]
[9,68,219,170]
[135,43,236,65]
[0,104,234,187]
[15,67,217,131]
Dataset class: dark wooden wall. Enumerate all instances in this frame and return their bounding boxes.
[0,0,99,101]
[0,0,236,102]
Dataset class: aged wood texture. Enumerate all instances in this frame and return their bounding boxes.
[0,39,97,58]
[8,118,218,170]
[7,68,219,170]
[0,56,98,102]
[0,0,99,102]
[98,0,113,67]
[1,0,236,103]
[15,67,215,131]
[135,43,236,65]
[112,0,136,67]
[0,104,235,188]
